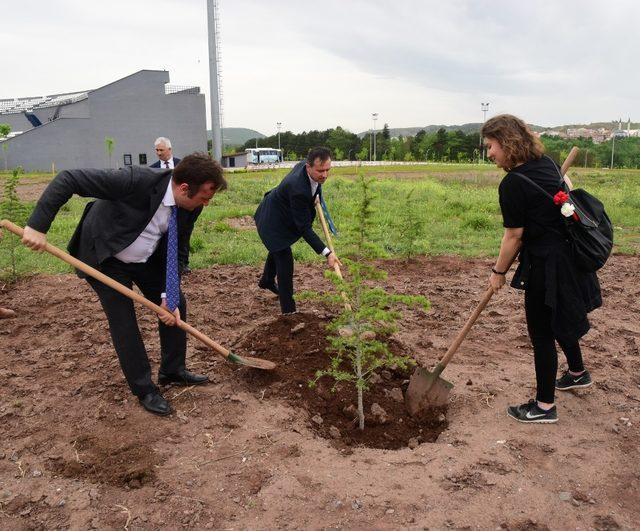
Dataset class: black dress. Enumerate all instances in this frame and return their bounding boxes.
[498,155,602,344]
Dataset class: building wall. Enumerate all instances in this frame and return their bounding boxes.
[0,70,207,172]
[0,112,32,133]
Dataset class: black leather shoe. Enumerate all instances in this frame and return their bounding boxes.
[258,279,279,295]
[158,370,209,386]
[138,392,171,416]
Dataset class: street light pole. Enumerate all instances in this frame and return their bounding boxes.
[480,102,490,163]
[372,113,378,161]
[276,122,282,161]
[611,128,616,170]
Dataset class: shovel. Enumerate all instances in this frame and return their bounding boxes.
[404,147,580,415]
[314,198,351,311]
[1,219,276,371]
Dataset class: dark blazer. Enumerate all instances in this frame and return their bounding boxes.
[150,157,181,169]
[27,166,198,274]
[254,161,325,253]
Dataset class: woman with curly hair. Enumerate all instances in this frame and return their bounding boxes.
[482,114,601,424]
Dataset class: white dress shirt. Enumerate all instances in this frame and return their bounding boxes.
[115,183,176,263]
[159,158,175,169]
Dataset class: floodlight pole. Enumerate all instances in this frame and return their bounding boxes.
[480,102,490,163]
[207,0,223,162]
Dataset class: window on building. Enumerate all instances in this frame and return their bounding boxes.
[139,153,147,165]
[123,154,132,166]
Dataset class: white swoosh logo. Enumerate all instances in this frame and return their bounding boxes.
[526,411,546,419]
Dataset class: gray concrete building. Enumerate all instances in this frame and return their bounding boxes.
[0,70,207,172]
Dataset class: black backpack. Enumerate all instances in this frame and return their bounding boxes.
[512,161,613,272]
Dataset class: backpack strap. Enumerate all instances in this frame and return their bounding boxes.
[543,154,571,191]
[510,171,556,202]
[509,170,567,239]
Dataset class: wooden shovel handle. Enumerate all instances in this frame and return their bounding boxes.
[561,146,579,190]
[314,199,342,278]
[1,219,233,360]
[314,200,352,311]
[436,145,579,372]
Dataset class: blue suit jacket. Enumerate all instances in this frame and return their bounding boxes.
[254,161,325,253]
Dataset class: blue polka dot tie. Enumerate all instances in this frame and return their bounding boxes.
[165,206,180,311]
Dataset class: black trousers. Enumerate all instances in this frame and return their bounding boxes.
[525,261,585,404]
[261,248,295,313]
[87,255,187,397]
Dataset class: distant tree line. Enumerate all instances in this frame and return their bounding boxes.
[230,125,640,168]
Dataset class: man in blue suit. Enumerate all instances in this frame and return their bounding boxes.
[150,137,196,273]
[21,153,227,416]
[254,147,340,314]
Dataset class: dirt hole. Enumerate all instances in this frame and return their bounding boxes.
[235,312,447,449]
[47,435,158,488]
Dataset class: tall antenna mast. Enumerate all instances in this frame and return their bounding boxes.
[207,0,223,162]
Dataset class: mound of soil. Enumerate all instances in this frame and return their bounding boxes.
[233,312,447,449]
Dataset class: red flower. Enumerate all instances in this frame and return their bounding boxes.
[553,191,569,205]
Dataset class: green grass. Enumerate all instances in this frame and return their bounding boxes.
[2,164,640,278]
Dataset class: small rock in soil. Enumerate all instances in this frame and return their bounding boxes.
[311,414,324,426]
[559,491,572,502]
[291,323,305,334]
[338,327,354,337]
[381,370,392,381]
[389,387,403,402]
[369,373,383,384]
[329,426,341,439]
[352,499,363,510]
[371,403,389,424]
[408,438,419,449]
[360,330,376,341]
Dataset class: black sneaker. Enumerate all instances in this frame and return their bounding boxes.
[507,399,558,424]
[556,369,592,391]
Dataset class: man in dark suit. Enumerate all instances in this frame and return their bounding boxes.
[150,137,197,274]
[150,137,181,170]
[254,146,340,314]
[21,153,228,416]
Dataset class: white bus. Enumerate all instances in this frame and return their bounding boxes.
[245,148,282,164]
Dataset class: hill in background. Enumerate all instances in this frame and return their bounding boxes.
[209,128,265,146]
[213,121,637,146]
[357,123,547,138]
[356,121,638,138]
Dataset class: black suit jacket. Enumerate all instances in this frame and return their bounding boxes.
[150,157,181,169]
[27,166,199,275]
[254,161,325,253]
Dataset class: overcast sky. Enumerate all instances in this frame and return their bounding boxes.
[2,0,637,135]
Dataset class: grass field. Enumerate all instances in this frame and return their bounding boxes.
[2,163,640,279]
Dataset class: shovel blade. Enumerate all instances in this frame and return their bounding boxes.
[405,366,453,417]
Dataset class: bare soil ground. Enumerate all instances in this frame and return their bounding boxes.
[1,256,639,530]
